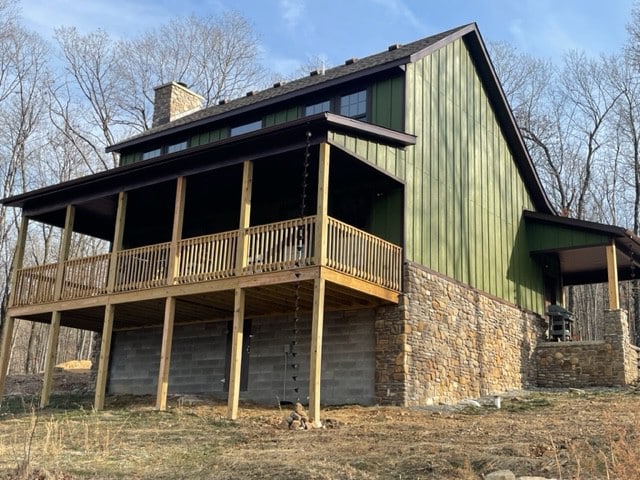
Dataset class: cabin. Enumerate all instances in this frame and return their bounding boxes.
[1,23,639,423]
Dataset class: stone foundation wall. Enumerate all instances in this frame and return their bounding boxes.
[375,262,546,406]
[535,309,639,388]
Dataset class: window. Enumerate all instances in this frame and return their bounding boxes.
[340,90,367,119]
[230,120,262,136]
[142,148,161,161]
[167,141,188,154]
[305,100,330,116]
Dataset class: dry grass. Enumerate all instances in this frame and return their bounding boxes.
[1,389,640,479]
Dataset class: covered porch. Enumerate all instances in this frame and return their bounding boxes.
[0,115,414,422]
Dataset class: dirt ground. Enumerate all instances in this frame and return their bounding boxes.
[1,368,640,479]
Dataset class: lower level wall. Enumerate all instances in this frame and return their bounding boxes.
[374,262,546,406]
[107,309,376,405]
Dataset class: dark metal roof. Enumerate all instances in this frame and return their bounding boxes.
[107,24,472,152]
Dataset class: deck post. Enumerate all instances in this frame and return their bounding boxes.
[156,177,186,410]
[309,277,326,426]
[606,241,620,310]
[315,142,330,266]
[308,142,330,425]
[227,287,245,420]
[95,191,127,411]
[41,205,74,408]
[156,296,176,410]
[0,214,28,401]
[227,161,252,419]
[235,161,253,274]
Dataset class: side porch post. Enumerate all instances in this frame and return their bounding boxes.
[606,240,620,310]
[227,160,253,420]
[95,191,127,411]
[309,142,330,425]
[156,177,186,411]
[0,214,29,401]
[41,205,75,407]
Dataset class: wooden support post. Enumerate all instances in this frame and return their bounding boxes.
[106,192,127,293]
[227,287,245,420]
[94,304,114,411]
[235,161,253,273]
[53,205,75,301]
[40,311,61,408]
[606,242,620,310]
[308,277,326,426]
[42,205,74,408]
[0,214,28,401]
[156,296,176,410]
[95,192,127,410]
[155,178,186,410]
[168,177,186,283]
[315,143,330,266]
[0,317,15,403]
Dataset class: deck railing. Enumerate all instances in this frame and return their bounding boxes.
[177,230,238,283]
[61,254,110,299]
[114,243,170,292]
[13,263,57,306]
[243,216,316,274]
[11,216,402,306]
[327,218,402,291]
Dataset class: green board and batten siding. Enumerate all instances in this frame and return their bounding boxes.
[332,38,545,314]
[406,37,543,313]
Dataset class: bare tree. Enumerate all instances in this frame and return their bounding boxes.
[116,12,266,131]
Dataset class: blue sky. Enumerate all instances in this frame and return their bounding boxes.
[19,0,636,76]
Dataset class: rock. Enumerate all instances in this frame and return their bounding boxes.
[484,470,516,480]
[290,419,302,429]
[568,388,586,395]
[458,399,481,408]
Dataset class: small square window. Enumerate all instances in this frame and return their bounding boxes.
[340,90,367,119]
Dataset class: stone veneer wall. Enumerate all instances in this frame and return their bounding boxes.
[375,261,546,406]
[535,309,639,388]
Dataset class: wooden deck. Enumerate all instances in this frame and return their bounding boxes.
[9,215,402,328]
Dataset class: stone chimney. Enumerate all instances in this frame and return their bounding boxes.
[152,81,204,127]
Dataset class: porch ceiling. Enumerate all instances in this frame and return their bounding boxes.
[14,279,392,332]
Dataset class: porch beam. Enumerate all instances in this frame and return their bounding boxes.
[156,296,176,410]
[606,242,620,310]
[315,143,330,266]
[227,287,245,420]
[42,205,75,408]
[308,277,326,426]
[235,160,253,273]
[0,214,29,401]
